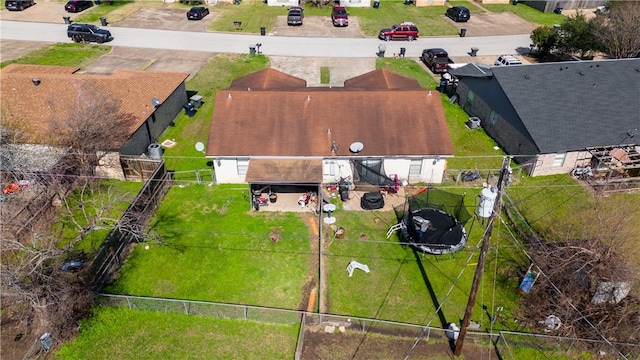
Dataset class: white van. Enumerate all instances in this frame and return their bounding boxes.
[495,55,523,66]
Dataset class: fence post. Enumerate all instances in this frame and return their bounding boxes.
[244,306,248,320]
[184,301,188,315]
[196,170,201,184]
[126,296,132,309]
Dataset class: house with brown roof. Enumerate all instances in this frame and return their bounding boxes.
[205,68,454,189]
[1,64,189,179]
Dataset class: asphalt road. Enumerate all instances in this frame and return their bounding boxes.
[0,20,532,59]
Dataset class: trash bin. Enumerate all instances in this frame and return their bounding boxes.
[63,16,71,24]
[260,27,265,36]
[183,103,195,117]
[189,95,203,109]
[460,28,467,37]
[100,17,107,26]
[378,43,386,58]
[554,7,563,14]
[470,47,479,57]
[373,0,379,8]
[512,0,518,5]
[399,47,406,58]
[249,45,256,55]
[404,0,412,5]
[234,0,240,5]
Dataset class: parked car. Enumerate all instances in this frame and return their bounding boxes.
[495,55,522,66]
[287,6,304,26]
[446,6,470,22]
[331,6,348,27]
[378,22,419,41]
[5,0,34,11]
[67,23,112,43]
[421,48,455,74]
[64,0,93,13]
[186,6,209,20]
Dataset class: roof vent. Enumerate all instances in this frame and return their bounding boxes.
[247,87,251,91]
[307,95,311,101]
[151,98,161,107]
[428,91,432,96]
[579,71,585,75]
[228,93,232,99]
[524,75,530,79]
[32,78,41,86]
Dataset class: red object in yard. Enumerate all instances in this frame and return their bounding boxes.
[3,183,20,194]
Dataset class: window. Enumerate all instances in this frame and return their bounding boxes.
[552,153,566,167]
[409,159,422,176]
[237,158,248,175]
[324,161,336,177]
[467,90,474,105]
[488,110,498,125]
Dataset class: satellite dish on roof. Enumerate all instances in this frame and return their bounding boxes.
[195,142,205,153]
[349,142,364,153]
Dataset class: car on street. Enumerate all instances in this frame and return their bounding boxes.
[287,6,304,26]
[67,23,112,43]
[378,22,418,41]
[331,6,348,27]
[64,0,93,13]
[421,48,455,73]
[186,6,209,20]
[5,0,35,11]
[494,55,522,66]
[446,6,470,22]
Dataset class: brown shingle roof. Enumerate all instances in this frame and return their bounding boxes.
[1,64,189,144]
[344,68,422,90]
[207,69,453,158]
[229,68,307,90]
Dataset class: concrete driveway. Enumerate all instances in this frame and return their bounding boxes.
[443,11,537,37]
[115,7,216,32]
[270,15,365,38]
[0,2,90,24]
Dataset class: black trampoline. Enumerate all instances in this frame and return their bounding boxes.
[392,187,472,255]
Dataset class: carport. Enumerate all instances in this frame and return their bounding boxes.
[245,159,323,212]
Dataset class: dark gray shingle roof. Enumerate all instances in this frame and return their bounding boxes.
[492,59,640,153]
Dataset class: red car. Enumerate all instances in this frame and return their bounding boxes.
[331,6,348,27]
[378,22,419,41]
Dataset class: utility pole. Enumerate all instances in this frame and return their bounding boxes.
[454,156,509,357]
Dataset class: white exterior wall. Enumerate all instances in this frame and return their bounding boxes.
[213,158,246,184]
[530,150,591,176]
[323,159,353,183]
[340,0,372,7]
[266,0,299,6]
[384,158,446,184]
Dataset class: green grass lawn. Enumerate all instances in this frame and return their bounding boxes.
[56,307,299,360]
[105,184,311,309]
[0,43,111,69]
[51,180,143,254]
[160,54,269,174]
[484,3,566,26]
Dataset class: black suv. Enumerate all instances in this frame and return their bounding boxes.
[446,6,470,22]
[67,23,112,43]
[5,0,35,11]
[64,0,93,13]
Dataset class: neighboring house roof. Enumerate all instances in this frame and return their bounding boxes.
[206,68,453,158]
[452,59,640,153]
[230,68,307,90]
[448,63,492,78]
[1,64,189,145]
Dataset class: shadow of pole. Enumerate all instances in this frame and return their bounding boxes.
[412,249,448,329]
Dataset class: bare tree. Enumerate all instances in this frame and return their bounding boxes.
[46,82,135,177]
[0,181,143,352]
[517,198,640,353]
[591,1,640,58]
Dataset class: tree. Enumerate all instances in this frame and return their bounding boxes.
[530,26,559,58]
[591,1,640,58]
[558,12,600,58]
[515,198,640,354]
[46,82,135,177]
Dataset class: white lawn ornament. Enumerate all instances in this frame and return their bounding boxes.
[346,260,370,277]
